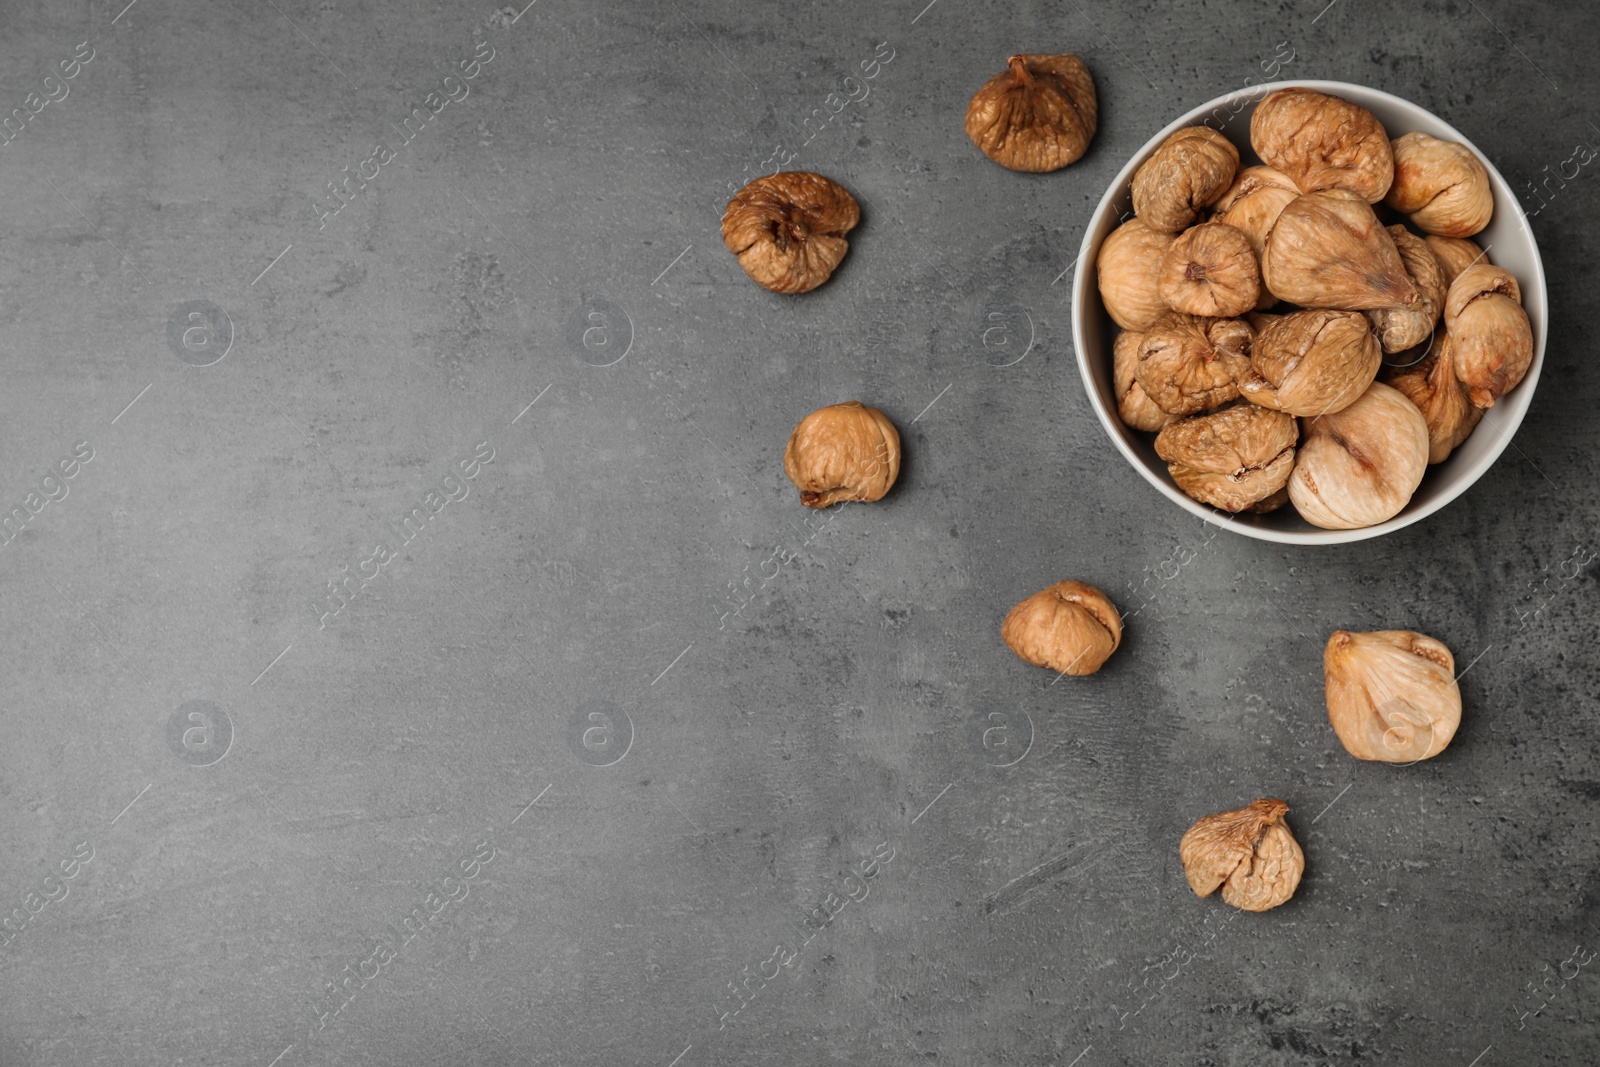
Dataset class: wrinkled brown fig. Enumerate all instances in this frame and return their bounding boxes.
[1097,218,1176,331]
[1180,798,1304,912]
[1384,333,1483,463]
[783,401,900,508]
[1113,331,1169,432]
[1444,264,1534,408]
[1387,132,1494,238]
[1001,580,1122,676]
[1251,87,1394,202]
[1366,226,1446,354]
[1131,126,1240,233]
[1424,235,1489,289]
[1261,193,1416,310]
[1212,166,1302,307]
[1240,309,1380,417]
[1324,630,1462,762]
[1155,402,1297,512]
[1134,312,1253,416]
[964,53,1098,172]
[1158,222,1261,317]
[1288,382,1429,530]
[722,172,860,294]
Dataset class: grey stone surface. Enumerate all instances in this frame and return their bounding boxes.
[0,0,1597,1064]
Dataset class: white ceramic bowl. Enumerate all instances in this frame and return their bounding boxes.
[1072,79,1547,544]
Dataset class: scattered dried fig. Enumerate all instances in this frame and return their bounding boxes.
[1212,166,1302,307]
[722,172,860,294]
[1288,381,1429,530]
[1444,264,1533,408]
[1366,226,1446,354]
[1239,309,1381,417]
[1134,312,1253,416]
[1324,629,1462,762]
[1131,126,1240,233]
[1424,235,1489,289]
[1251,87,1394,202]
[1158,221,1261,317]
[1384,332,1483,463]
[1155,402,1297,512]
[1261,193,1417,310]
[1001,580,1122,676]
[783,401,900,508]
[1114,330,1169,432]
[1097,218,1176,331]
[1387,132,1494,237]
[1180,798,1304,912]
[965,53,1098,172]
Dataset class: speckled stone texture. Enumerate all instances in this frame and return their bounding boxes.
[0,1,1597,1065]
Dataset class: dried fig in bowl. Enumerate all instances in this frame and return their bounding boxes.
[1131,126,1240,233]
[1158,221,1261,318]
[722,172,860,294]
[1212,166,1302,307]
[1097,218,1175,332]
[1181,798,1304,912]
[1423,235,1488,289]
[1113,330,1169,432]
[1444,264,1533,409]
[1133,312,1253,417]
[1387,132,1493,238]
[1239,309,1380,417]
[1384,332,1483,464]
[1288,381,1429,530]
[1155,402,1297,513]
[783,401,900,508]
[1251,87,1394,202]
[1366,226,1446,354]
[965,53,1098,172]
[1261,193,1416,311]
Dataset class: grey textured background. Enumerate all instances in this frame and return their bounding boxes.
[1,0,1597,1064]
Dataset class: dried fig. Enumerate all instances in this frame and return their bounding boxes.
[1158,222,1261,317]
[1387,132,1493,238]
[1180,798,1304,912]
[783,401,900,508]
[1384,333,1483,463]
[1131,126,1240,233]
[1424,235,1488,289]
[1001,580,1121,676]
[1261,193,1416,310]
[1097,218,1175,331]
[1155,402,1297,512]
[1212,166,1302,307]
[965,53,1097,172]
[1114,330,1169,432]
[1324,630,1462,763]
[1251,87,1394,202]
[1366,226,1446,354]
[722,172,860,294]
[1288,381,1429,530]
[1239,309,1380,417]
[1443,264,1533,408]
[1133,312,1253,416]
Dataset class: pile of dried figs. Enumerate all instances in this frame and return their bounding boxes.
[1100,86,1534,529]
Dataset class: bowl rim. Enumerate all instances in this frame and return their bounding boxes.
[1070,78,1548,545]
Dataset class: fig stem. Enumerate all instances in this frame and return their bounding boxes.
[1007,55,1033,86]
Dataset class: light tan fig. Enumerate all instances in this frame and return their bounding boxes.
[1444,264,1533,408]
[1324,629,1462,762]
[1386,132,1493,238]
[1288,381,1429,530]
[1131,126,1240,233]
[1155,402,1297,512]
[1245,311,1284,334]
[1261,193,1417,310]
[1113,330,1169,432]
[1133,312,1253,416]
[1001,580,1121,676]
[1212,166,1302,308]
[1239,309,1381,417]
[1251,87,1394,202]
[1158,222,1261,317]
[1384,333,1483,464]
[1097,218,1176,331]
[965,53,1098,172]
[1424,235,1489,289]
[1366,226,1446,354]
[1180,798,1304,912]
[783,401,900,508]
